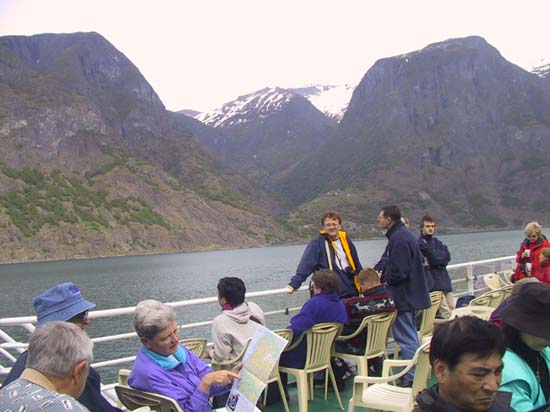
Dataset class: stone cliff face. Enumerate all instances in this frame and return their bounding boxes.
[0,32,293,263]
[277,36,550,231]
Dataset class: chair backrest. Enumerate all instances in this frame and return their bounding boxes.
[115,385,183,412]
[211,338,252,371]
[304,322,342,371]
[364,312,397,358]
[411,341,432,397]
[418,291,444,340]
[498,270,514,285]
[483,274,502,290]
[118,368,131,386]
[500,284,514,300]
[449,305,494,320]
[179,338,207,357]
[469,289,505,308]
[273,329,294,351]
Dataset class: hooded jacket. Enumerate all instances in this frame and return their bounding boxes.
[414,385,514,412]
[210,302,265,362]
[514,237,550,282]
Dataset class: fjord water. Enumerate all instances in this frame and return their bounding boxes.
[0,229,522,382]
[0,229,522,319]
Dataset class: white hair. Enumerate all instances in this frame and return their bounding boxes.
[27,321,93,378]
[133,299,176,340]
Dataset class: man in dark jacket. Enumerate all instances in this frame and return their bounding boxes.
[414,316,514,412]
[418,215,454,318]
[377,205,430,387]
[1,283,121,412]
[287,211,362,298]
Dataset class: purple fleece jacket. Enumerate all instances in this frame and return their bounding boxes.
[280,292,347,368]
[128,344,228,412]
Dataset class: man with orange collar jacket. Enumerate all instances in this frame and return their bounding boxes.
[286,211,362,298]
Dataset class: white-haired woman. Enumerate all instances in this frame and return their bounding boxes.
[513,221,549,282]
[128,300,241,412]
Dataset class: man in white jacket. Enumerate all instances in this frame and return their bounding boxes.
[209,277,265,362]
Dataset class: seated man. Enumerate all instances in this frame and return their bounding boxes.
[414,316,512,412]
[208,277,265,363]
[0,321,93,412]
[0,283,118,412]
[280,269,348,369]
[128,300,241,412]
[339,268,395,355]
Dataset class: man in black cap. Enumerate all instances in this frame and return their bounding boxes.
[1,282,120,412]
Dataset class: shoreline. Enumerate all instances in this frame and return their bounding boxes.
[0,227,523,266]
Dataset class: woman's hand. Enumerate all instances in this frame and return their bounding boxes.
[198,367,241,393]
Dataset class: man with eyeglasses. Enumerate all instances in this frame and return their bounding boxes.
[286,210,363,298]
[1,282,121,412]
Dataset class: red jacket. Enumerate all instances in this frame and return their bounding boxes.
[513,237,550,282]
[532,259,550,284]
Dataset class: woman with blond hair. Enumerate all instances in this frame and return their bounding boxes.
[513,221,549,282]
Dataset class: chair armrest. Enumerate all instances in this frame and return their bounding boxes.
[382,358,414,377]
[336,316,370,341]
[284,332,305,352]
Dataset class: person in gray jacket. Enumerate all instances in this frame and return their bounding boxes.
[208,277,265,363]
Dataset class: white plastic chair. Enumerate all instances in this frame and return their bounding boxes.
[483,273,503,290]
[332,311,396,377]
[279,322,344,412]
[348,340,431,412]
[179,338,207,357]
[418,291,444,341]
[469,288,506,308]
[115,385,181,412]
[210,338,251,371]
[262,329,293,412]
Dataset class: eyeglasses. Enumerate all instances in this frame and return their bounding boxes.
[158,327,179,343]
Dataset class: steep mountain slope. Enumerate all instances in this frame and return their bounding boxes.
[278,36,550,232]
[0,32,293,262]
[195,87,336,188]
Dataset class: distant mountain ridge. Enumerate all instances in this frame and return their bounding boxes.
[289,84,354,121]
[193,87,336,187]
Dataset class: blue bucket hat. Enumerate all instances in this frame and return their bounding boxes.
[33,283,96,327]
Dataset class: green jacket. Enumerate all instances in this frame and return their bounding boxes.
[500,347,550,411]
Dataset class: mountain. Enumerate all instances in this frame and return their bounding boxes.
[194,87,337,188]
[531,58,550,82]
[289,84,355,121]
[277,36,550,233]
[0,32,293,263]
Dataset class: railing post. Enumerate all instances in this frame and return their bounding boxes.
[467,264,474,295]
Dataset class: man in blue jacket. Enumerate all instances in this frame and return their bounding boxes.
[377,205,431,387]
[418,215,454,318]
[286,211,362,298]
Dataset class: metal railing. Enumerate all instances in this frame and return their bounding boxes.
[0,255,516,394]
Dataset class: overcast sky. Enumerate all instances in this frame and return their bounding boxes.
[1,0,548,112]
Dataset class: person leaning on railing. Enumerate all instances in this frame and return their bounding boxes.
[128,300,241,412]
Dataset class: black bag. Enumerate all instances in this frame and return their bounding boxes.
[456,295,475,308]
[330,357,352,391]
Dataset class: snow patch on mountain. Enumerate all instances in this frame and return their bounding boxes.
[196,87,296,128]
[289,84,354,121]
[529,57,550,79]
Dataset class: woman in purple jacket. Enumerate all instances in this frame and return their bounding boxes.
[128,300,241,412]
